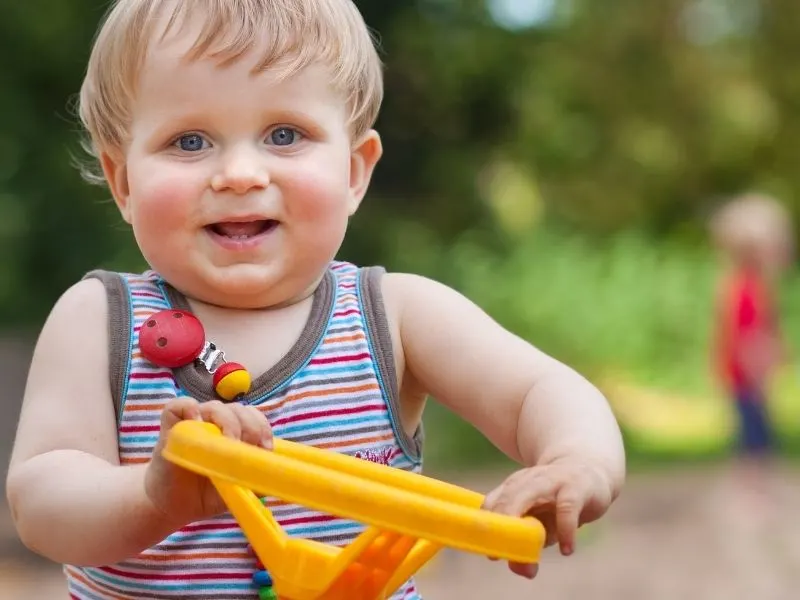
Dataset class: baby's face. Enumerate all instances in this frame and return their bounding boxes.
[104,27,380,308]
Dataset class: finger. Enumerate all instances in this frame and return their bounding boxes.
[160,396,202,433]
[485,471,559,518]
[199,401,242,440]
[555,485,583,556]
[508,561,538,579]
[481,485,504,512]
[230,403,273,449]
[483,486,514,563]
[246,405,273,449]
[530,511,558,548]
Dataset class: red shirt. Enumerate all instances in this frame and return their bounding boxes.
[715,269,777,393]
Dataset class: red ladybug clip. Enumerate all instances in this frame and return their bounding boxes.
[139,310,205,368]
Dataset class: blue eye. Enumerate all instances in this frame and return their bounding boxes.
[176,134,207,152]
[270,128,299,146]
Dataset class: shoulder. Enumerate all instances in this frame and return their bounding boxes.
[715,268,747,308]
[40,268,158,366]
[331,264,480,341]
[31,277,110,371]
[49,277,109,325]
[380,271,473,318]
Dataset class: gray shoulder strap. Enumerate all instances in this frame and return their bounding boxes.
[82,270,131,424]
[359,266,423,461]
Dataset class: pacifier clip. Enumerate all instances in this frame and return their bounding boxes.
[139,309,252,401]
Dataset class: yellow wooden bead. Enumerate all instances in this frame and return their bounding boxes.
[213,362,252,401]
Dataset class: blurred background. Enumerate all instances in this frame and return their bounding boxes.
[4,0,800,598]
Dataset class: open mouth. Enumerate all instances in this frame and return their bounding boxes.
[207,219,280,240]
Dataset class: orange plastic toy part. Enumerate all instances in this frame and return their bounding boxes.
[162,421,545,600]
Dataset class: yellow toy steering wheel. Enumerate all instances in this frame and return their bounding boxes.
[163,421,545,600]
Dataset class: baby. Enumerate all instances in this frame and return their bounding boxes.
[6,1,625,598]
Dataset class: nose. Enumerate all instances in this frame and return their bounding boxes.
[210,146,270,194]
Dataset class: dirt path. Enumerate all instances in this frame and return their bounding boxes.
[3,461,800,599]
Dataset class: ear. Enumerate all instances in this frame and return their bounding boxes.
[100,150,132,223]
[347,129,383,215]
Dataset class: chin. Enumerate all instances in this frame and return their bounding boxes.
[208,266,284,305]
[152,264,268,308]
[208,263,323,309]
[203,291,272,310]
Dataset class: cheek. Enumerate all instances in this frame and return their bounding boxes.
[284,153,351,222]
[127,161,204,231]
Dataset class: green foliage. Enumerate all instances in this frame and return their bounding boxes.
[398,225,718,392]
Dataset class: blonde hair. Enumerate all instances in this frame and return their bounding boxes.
[77,0,384,184]
[710,192,794,265]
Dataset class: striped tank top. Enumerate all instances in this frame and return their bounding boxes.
[65,261,424,600]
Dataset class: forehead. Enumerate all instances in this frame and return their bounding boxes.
[134,21,346,117]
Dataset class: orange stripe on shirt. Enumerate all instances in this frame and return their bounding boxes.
[323,333,366,345]
[317,432,395,450]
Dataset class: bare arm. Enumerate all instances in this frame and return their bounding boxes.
[384,273,624,494]
[514,359,625,492]
[6,279,183,566]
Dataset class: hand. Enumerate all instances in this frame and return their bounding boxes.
[482,461,615,579]
[145,397,273,523]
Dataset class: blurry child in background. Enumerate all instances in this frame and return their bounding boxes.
[710,192,794,505]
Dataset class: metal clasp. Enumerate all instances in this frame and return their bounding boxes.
[196,341,225,373]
